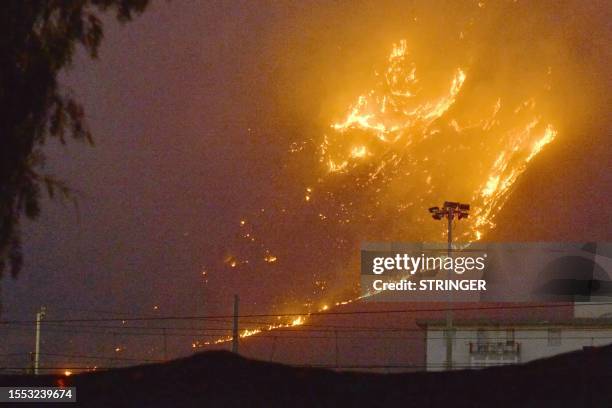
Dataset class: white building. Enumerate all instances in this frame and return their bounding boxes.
[418,308,612,371]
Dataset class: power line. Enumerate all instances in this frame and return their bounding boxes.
[0,362,602,372]
[4,322,612,340]
[0,301,591,325]
[39,353,162,363]
[3,322,612,337]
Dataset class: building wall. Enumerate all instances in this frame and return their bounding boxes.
[574,302,612,318]
[425,327,612,371]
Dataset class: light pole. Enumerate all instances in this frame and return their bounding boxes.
[34,306,46,375]
[428,202,469,370]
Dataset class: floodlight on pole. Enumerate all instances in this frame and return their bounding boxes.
[428,201,470,370]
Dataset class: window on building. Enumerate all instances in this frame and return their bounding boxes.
[548,329,561,346]
[443,328,457,347]
[477,329,488,351]
[506,329,515,345]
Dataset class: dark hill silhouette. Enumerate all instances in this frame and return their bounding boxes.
[1,343,610,407]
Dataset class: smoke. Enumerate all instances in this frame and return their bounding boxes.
[207,0,611,315]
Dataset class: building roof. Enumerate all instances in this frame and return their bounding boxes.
[416,317,612,329]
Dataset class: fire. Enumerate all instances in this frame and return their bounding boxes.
[264,254,277,263]
[198,37,559,348]
[473,121,557,233]
[321,39,556,240]
[291,316,305,326]
[327,39,465,147]
[195,313,309,347]
[350,145,368,159]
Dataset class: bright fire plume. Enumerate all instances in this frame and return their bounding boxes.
[193,315,308,347]
[198,37,558,347]
[320,39,556,240]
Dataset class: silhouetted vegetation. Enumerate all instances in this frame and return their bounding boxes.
[0,1,150,277]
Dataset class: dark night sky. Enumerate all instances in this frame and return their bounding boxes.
[1,1,610,368]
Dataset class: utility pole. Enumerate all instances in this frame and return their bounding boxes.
[162,328,168,361]
[232,295,239,354]
[269,336,277,362]
[429,202,469,370]
[334,329,339,368]
[34,306,46,375]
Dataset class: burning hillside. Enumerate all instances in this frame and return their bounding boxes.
[197,0,609,348]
